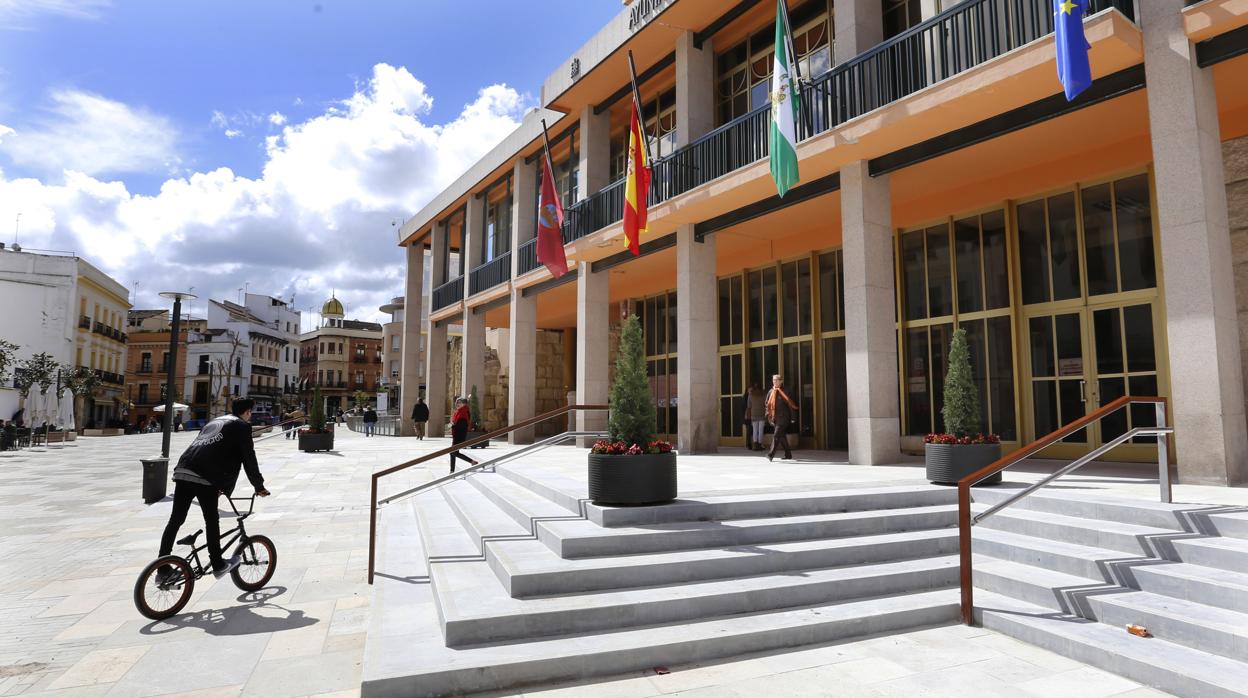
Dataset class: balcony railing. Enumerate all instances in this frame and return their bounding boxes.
[550,0,1134,247]
[517,238,539,275]
[78,315,91,330]
[93,369,124,386]
[431,276,464,312]
[468,251,512,296]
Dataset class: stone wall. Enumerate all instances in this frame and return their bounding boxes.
[1226,135,1248,421]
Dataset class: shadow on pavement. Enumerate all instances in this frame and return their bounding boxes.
[139,585,319,637]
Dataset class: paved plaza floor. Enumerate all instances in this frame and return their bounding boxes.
[0,428,1201,697]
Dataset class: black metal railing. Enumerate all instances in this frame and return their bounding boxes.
[79,315,91,330]
[517,238,540,275]
[431,276,464,312]
[468,251,512,295]
[564,178,628,244]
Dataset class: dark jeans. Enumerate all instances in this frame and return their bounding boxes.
[159,481,224,565]
[768,420,792,459]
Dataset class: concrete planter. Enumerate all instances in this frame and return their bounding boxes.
[588,451,677,506]
[299,431,335,452]
[925,442,1003,485]
[466,431,489,449]
[83,428,122,437]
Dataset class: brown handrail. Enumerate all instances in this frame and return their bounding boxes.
[956,395,1168,625]
[367,403,609,584]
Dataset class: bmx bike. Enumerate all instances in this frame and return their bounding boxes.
[133,495,277,620]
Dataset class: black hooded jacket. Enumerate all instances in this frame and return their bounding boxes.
[411,402,429,422]
[172,414,264,495]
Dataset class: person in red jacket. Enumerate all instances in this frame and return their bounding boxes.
[449,397,479,473]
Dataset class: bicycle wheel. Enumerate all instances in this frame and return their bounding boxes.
[133,555,195,620]
[231,534,277,591]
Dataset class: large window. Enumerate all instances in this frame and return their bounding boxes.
[483,175,513,263]
[899,209,1017,440]
[715,0,833,125]
[634,293,678,438]
[610,89,678,181]
[882,0,929,39]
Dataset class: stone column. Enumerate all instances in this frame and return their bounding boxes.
[579,106,610,201]
[676,224,718,453]
[834,0,883,64]
[1142,0,1247,485]
[425,221,450,437]
[509,175,538,444]
[399,242,426,436]
[841,160,900,465]
[675,32,714,147]
[576,261,609,445]
[461,196,486,411]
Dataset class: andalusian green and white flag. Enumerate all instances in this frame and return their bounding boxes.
[769,0,801,198]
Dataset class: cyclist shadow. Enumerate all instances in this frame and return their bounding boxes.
[139,586,319,637]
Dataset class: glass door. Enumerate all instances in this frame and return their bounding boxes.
[1025,309,1091,459]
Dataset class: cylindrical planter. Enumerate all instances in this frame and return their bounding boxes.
[925,443,1003,486]
[298,431,335,452]
[588,451,677,506]
[466,431,490,449]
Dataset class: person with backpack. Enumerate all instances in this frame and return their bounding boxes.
[411,397,429,440]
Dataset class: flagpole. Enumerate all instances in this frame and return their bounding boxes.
[779,0,802,84]
[626,50,654,164]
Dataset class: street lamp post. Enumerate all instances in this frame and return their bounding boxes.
[158,291,197,459]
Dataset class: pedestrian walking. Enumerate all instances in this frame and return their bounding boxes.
[286,406,305,439]
[449,397,479,473]
[765,374,798,462]
[363,406,378,437]
[411,397,429,440]
[746,383,767,452]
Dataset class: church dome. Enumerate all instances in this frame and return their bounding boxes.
[322,296,344,317]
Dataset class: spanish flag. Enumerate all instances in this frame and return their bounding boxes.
[622,94,651,256]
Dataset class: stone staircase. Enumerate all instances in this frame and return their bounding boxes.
[363,466,964,696]
[970,487,1248,698]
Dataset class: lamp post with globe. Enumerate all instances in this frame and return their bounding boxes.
[157,291,196,459]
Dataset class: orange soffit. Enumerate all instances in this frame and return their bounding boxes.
[622,96,651,257]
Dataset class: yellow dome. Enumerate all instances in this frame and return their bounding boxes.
[321,296,344,317]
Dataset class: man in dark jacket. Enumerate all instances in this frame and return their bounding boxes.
[411,397,429,440]
[363,407,378,437]
[157,399,270,579]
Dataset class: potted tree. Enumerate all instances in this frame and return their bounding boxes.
[925,328,1002,485]
[298,386,335,452]
[587,313,676,506]
[61,364,100,440]
[466,385,488,448]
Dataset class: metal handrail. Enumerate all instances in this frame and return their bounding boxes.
[956,395,1169,625]
[367,403,609,584]
[377,430,608,507]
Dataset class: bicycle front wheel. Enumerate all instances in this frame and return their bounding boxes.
[231,534,277,591]
[134,555,195,620]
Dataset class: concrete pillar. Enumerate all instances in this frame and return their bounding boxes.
[1142,0,1247,486]
[676,224,718,453]
[675,32,714,147]
[834,0,883,65]
[512,158,537,246]
[464,194,485,285]
[841,160,900,465]
[461,195,487,411]
[424,222,449,437]
[576,262,609,444]
[400,242,426,436]
[579,106,610,200]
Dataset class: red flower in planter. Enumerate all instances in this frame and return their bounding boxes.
[924,432,1001,445]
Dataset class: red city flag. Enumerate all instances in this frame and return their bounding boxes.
[622,95,651,256]
[536,153,569,278]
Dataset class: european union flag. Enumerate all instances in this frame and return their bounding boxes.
[1055,0,1092,101]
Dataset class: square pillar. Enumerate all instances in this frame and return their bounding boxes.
[834,0,883,65]
[465,194,485,285]
[400,242,426,436]
[576,261,609,444]
[424,322,448,437]
[509,290,537,444]
[512,158,538,247]
[676,224,718,453]
[841,160,900,465]
[675,32,714,147]
[1142,0,1247,485]
[579,106,610,201]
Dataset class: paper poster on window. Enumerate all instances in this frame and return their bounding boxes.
[1058,358,1083,377]
[908,377,926,393]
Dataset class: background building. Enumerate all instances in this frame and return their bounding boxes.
[124,309,206,429]
[299,296,384,413]
[0,247,131,425]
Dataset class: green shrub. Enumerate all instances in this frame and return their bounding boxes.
[941,328,981,437]
[607,314,657,448]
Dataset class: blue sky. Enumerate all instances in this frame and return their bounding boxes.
[0,0,620,322]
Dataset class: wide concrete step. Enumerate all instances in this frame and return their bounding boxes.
[971,487,1208,531]
[1206,510,1248,540]
[973,505,1183,556]
[541,504,959,558]
[1169,536,1248,574]
[972,526,1133,581]
[1087,590,1248,662]
[432,554,959,646]
[497,527,959,597]
[465,470,587,544]
[973,558,1108,613]
[977,591,1248,698]
[362,588,960,698]
[1127,560,1248,614]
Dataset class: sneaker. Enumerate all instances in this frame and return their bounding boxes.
[155,564,179,586]
[211,555,242,578]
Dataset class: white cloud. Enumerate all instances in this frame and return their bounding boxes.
[223,129,243,139]
[0,64,532,323]
[0,0,110,28]
[0,89,178,176]
[268,111,287,126]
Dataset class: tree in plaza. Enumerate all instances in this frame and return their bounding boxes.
[205,329,246,416]
[468,385,482,430]
[62,364,101,432]
[0,339,17,386]
[941,327,981,437]
[308,386,327,432]
[607,313,656,448]
[15,352,58,399]
[353,389,368,410]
